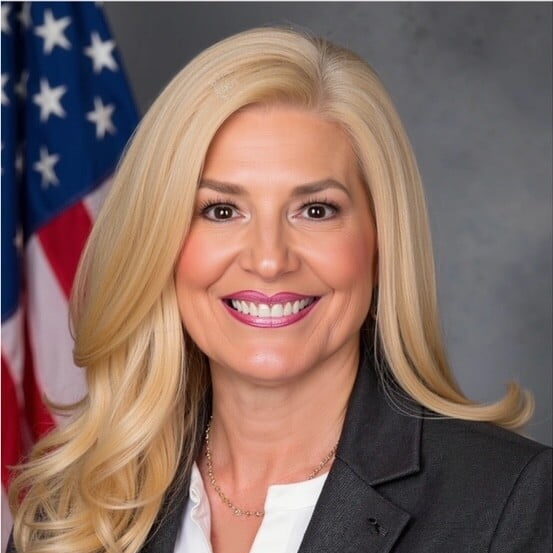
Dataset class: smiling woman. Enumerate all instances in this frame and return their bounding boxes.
[7,25,551,553]
[176,105,377,380]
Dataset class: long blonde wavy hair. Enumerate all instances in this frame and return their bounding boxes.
[8,25,534,553]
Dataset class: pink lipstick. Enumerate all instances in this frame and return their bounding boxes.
[221,295,321,328]
[221,290,315,305]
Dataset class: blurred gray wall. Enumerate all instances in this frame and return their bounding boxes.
[104,2,552,446]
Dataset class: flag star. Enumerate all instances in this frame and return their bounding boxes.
[34,9,71,54]
[33,78,67,122]
[86,97,116,139]
[1,4,11,35]
[84,32,118,73]
[17,3,32,30]
[15,70,29,99]
[33,146,60,187]
[1,74,9,105]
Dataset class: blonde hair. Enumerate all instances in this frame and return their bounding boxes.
[8,25,534,553]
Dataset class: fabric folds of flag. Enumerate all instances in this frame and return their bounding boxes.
[1,2,139,549]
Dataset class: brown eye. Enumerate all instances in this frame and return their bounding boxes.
[298,200,340,220]
[207,205,235,220]
[198,199,240,222]
[304,204,332,219]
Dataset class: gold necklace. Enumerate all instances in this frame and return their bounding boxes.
[203,415,338,518]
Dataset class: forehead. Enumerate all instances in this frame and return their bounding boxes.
[201,104,360,186]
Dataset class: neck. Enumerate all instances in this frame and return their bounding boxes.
[200,337,359,493]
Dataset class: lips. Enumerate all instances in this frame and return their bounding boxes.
[221,290,319,305]
[221,295,321,328]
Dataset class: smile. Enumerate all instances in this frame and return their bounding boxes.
[222,296,321,328]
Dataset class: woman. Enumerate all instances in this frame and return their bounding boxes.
[7,26,551,553]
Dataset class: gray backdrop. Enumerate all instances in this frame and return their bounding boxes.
[104,2,552,446]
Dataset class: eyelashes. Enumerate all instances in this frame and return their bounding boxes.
[197,196,240,217]
[197,195,341,223]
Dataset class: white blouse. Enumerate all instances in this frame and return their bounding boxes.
[173,461,329,553]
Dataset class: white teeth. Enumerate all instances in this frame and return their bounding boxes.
[229,297,317,317]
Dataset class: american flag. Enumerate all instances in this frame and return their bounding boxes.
[1,2,139,548]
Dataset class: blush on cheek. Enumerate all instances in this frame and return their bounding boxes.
[333,233,377,295]
[176,227,234,292]
[348,244,371,278]
[177,226,213,279]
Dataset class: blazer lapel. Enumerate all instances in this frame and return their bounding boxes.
[297,333,422,553]
[297,461,411,553]
[141,332,422,553]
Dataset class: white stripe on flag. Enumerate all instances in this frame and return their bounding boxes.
[1,306,25,407]
[83,176,113,220]
[25,237,87,418]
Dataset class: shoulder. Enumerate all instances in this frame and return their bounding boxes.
[398,409,553,553]
[420,408,550,475]
[420,408,551,487]
[419,409,552,550]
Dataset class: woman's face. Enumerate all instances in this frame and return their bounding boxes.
[175,104,378,383]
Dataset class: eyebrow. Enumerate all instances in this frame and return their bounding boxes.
[198,178,352,199]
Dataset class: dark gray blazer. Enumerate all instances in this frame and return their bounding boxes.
[7,334,552,553]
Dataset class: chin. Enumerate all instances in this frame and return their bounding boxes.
[225,351,312,383]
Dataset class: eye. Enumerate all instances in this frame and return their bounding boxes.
[198,197,241,222]
[197,195,342,223]
[297,196,341,220]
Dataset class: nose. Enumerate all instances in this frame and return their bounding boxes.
[238,214,300,280]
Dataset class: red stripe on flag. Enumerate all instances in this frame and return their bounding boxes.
[37,202,93,299]
[1,356,23,489]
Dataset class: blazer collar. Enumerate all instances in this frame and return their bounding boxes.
[141,332,423,553]
[336,331,422,486]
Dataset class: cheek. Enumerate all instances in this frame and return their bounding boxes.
[176,227,228,289]
[313,227,376,289]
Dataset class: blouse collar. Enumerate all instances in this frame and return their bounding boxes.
[189,460,330,512]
